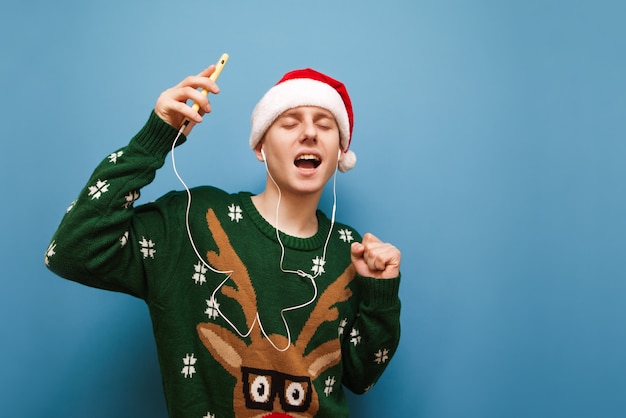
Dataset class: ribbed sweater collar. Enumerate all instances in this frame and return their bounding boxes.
[238,192,331,251]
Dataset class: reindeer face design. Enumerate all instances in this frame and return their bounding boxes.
[197,209,355,417]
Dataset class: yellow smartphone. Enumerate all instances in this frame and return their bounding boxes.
[181,53,229,129]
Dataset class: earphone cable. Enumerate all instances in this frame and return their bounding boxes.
[170,128,338,352]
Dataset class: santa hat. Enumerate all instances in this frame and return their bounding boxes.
[250,68,357,172]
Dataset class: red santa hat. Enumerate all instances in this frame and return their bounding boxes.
[250,68,357,172]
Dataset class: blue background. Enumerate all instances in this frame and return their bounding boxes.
[2,1,625,417]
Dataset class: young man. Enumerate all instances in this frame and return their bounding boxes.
[45,64,401,417]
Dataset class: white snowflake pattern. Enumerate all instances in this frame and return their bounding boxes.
[338,318,348,337]
[338,229,354,243]
[66,200,76,213]
[122,190,140,208]
[374,348,390,364]
[228,204,243,222]
[181,353,197,378]
[324,376,336,397]
[203,413,215,418]
[311,256,326,275]
[192,261,208,285]
[88,179,110,200]
[350,328,361,346]
[44,241,56,266]
[120,231,129,247]
[138,237,156,259]
[108,150,123,163]
[204,296,220,320]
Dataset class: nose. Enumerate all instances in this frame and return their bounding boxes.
[300,119,317,143]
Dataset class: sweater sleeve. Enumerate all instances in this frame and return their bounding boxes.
[44,111,186,299]
[341,274,401,393]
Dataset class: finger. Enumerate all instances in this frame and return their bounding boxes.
[170,82,217,108]
[197,64,216,77]
[362,232,382,246]
[162,86,204,108]
[355,238,383,271]
[377,247,402,276]
[177,72,221,95]
[364,248,388,272]
[182,86,214,113]
[171,100,204,123]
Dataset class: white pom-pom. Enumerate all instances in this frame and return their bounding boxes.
[338,149,357,172]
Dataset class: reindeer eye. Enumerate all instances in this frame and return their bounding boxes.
[250,375,271,404]
[284,382,307,407]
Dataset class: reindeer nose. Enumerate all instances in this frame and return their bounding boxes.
[263,413,293,418]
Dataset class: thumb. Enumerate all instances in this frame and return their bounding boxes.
[350,241,364,259]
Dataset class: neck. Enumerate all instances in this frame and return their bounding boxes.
[251,185,321,238]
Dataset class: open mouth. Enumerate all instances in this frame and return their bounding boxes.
[294,154,321,169]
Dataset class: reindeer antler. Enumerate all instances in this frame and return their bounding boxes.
[205,208,258,333]
[297,264,356,355]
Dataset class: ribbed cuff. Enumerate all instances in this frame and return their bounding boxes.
[360,274,401,309]
[131,111,187,160]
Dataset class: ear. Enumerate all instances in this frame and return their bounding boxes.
[254,143,265,162]
[337,142,346,163]
[197,323,245,377]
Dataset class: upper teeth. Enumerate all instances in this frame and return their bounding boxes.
[298,154,319,161]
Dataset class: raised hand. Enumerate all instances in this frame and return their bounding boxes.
[154,65,221,135]
[350,233,401,279]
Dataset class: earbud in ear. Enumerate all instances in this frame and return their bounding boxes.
[261,148,266,161]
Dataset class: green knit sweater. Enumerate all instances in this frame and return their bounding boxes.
[45,111,401,418]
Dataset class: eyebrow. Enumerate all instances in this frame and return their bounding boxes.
[314,112,335,122]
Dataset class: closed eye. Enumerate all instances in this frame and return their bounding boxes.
[279,119,299,128]
[276,114,300,128]
[314,115,337,131]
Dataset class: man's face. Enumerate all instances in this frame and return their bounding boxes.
[257,106,342,196]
